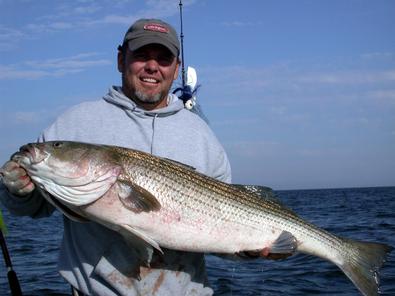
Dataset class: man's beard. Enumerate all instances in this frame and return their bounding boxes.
[134,90,162,105]
[121,72,165,105]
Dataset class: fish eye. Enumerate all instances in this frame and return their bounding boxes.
[53,142,63,148]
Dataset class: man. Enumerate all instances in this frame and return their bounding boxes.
[0,19,231,295]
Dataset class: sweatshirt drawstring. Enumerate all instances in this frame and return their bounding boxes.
[150,114,158,154]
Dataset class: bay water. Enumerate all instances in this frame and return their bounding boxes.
[1,187,394,295]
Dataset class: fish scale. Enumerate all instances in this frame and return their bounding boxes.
[10,141,392,296]
[124,149,350,266]
[120,149,355,254]
[116,150,357,258]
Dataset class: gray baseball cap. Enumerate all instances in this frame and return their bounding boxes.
[123,18,180,57]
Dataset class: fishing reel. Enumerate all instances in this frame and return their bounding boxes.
[173,66,198,110]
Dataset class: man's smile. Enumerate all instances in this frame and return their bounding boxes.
[140,76,160,85]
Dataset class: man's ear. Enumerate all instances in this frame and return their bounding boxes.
[117,50,124,73]
[173,59,180,80]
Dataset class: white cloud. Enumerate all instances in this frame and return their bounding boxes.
[25,52,111,69]
[74,4,101,15]
[0,25,25,51]
[221,20,263,27]
[32,0,186,31]
[225,140,281,158]
[84,0,192,26]
[0,25,24,40]
[198,58,395,108]
[360,52,395,60]
[14,111,44,124]
[0,0,191,48]
[99,14,136,25]
[297,70,395,85]
[368,89,395,102]
[0,110,48,131]
[0,52,112,80]
[0,65,49,79]
[50,21,74,30]
[25,21,76,34]
[211,117,261,127]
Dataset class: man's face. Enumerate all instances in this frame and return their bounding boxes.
[118,43,179,110]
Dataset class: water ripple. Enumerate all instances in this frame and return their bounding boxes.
[1,187,394,295]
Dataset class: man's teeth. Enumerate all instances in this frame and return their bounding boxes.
[142,78,158,83]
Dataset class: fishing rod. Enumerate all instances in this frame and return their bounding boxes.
[0,210,23,296]
[174,0,209,122]
[174,0,194,104]
[179,0,186,90]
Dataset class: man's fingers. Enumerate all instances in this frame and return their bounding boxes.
[4,167,28,181]
[2,161,25,180]
[1,160,34,196]
[16,181,35,196]
[2,160,19,172]
[9,174,31,188]
[240,248,294,260]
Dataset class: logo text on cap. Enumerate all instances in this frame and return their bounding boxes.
[144,23,169,33]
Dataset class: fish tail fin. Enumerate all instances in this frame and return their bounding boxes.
[339,238,392,296]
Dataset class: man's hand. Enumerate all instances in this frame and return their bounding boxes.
[238,248,293,260]
[0,161,35,196]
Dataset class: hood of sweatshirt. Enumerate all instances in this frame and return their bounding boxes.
[103,86,184,118]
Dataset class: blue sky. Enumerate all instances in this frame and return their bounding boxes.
[0,0,394,190]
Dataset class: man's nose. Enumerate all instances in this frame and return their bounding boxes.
[144,59,159,72]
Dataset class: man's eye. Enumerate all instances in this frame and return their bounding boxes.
[133,53,146,60]
[158,56,174,65]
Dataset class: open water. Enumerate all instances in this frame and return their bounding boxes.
[0,186,394,296]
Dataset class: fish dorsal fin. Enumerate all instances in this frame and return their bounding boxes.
[233,184,279,203]
[163,157,196,171]
[233,184,297,215]
[235,184,274,195]
[117,180,161,213]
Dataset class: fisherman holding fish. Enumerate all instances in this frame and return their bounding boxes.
[2,14,394,296]
[0,18,278,296]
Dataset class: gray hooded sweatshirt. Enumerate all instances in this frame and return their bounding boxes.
[0,86,231,296]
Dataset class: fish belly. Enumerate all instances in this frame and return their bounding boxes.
[80,187,283,254]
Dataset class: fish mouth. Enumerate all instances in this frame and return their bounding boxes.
[11,143,48,166]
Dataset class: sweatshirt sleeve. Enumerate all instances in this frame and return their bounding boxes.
[0,184,55,218]
[202,122,232,184]
[212,147,232,184]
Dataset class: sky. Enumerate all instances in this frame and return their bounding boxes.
[0,0,394,190]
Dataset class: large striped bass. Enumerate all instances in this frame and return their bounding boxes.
[8,141,392,296]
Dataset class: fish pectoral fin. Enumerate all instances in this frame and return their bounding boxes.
[117,180,161,213]
[236,231,297,260]
[120,224,163,254]
[270,231,298,254]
